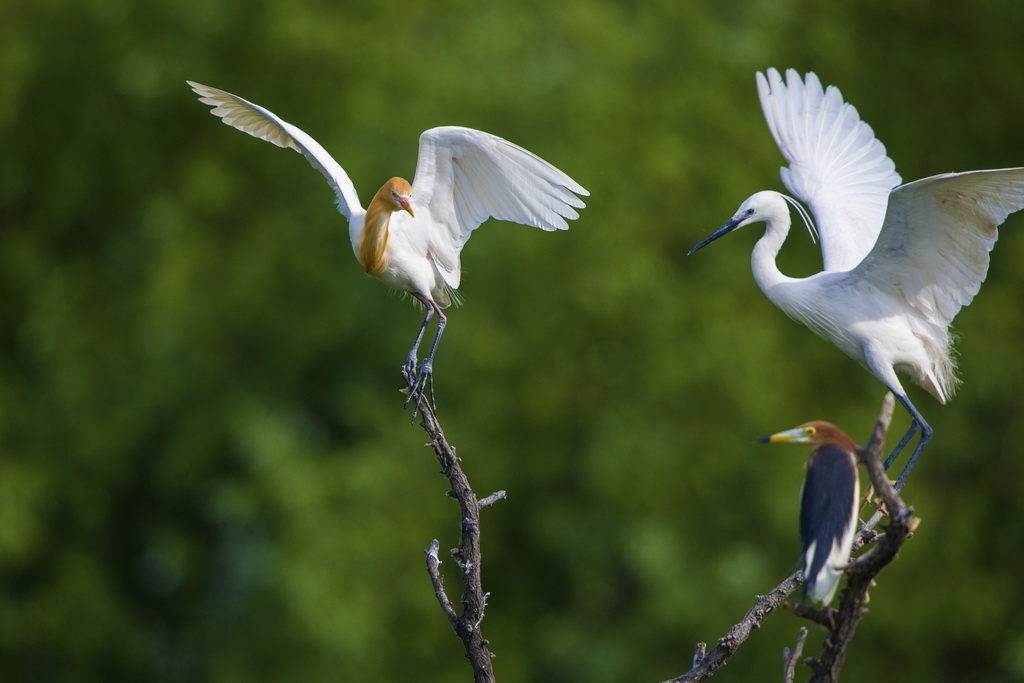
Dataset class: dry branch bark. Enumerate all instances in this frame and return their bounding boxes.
[665,570,804,682]
[783,628,809,683]
[404,372,505,683]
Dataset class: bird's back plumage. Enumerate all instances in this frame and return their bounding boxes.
[800,443,859,604]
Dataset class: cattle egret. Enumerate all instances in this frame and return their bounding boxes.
[690,68,1024,489]
[188,81,588,408]
[760,421,860,605]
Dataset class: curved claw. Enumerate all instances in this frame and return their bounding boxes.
[404,360,436,420]
[403,355,419,387]
[402,298,445,420]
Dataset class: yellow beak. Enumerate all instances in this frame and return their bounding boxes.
[758,428,809,444]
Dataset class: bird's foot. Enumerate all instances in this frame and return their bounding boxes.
[404,360,436,419]
[402,355,418,387]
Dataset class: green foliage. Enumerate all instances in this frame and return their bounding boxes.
[3,0,1024,680]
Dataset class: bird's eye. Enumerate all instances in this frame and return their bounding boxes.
[805,426,816,436]
[746,208,755,216]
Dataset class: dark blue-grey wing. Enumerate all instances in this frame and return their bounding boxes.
[799,445,858,583]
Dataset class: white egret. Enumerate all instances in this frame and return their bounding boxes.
[760,421,860,605]
[690,68,1024,489]
[188,82,588,409]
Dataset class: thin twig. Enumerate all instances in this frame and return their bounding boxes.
[782,627,808,683]
[404,371,499,683]
[479,491,507,508]
[663,570,804,682]
[425,539,460,628]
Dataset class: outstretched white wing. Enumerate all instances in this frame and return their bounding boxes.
[856,168,1024,326]
[409,126,588,284]
[758,68,902,271]
[188,81,364,222]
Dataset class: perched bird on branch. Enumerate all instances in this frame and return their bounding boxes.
[761,421,860,605]
[689,68,1024,490]
[188,81,588,407]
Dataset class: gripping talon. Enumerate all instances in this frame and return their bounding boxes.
[402,300,445,419]
[403,357,419,388]
[405,361,435,420]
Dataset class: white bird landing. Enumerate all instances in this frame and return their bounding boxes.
[690,68,1024,490]
[188,81,588,411]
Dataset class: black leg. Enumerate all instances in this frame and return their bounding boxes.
[887,393,932,491]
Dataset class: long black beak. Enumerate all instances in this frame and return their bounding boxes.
[688,217,743,256]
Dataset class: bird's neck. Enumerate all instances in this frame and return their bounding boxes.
[750,217,793,294]
[359,200,392,277]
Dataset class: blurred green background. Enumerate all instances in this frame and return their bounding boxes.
[4,0,1024,680]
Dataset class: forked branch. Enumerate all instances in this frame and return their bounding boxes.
[404,371,505,683]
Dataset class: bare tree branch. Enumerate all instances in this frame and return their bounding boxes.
[426,539,461,628]
[404,373,499,683]
[665,394,917,682]
[783,628,809,683]
[692,643,706,670]
[664,569,804,682]
[479,491,508,508]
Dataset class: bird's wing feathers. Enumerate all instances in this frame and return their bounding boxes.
[410,127,588,276]
[799,446,858,602]
[857,168,1024,326]
[188,81,364,221]
[758,68,902,271]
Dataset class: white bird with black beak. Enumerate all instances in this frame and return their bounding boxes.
[189,82,588,409]
[691,68,1024,490]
